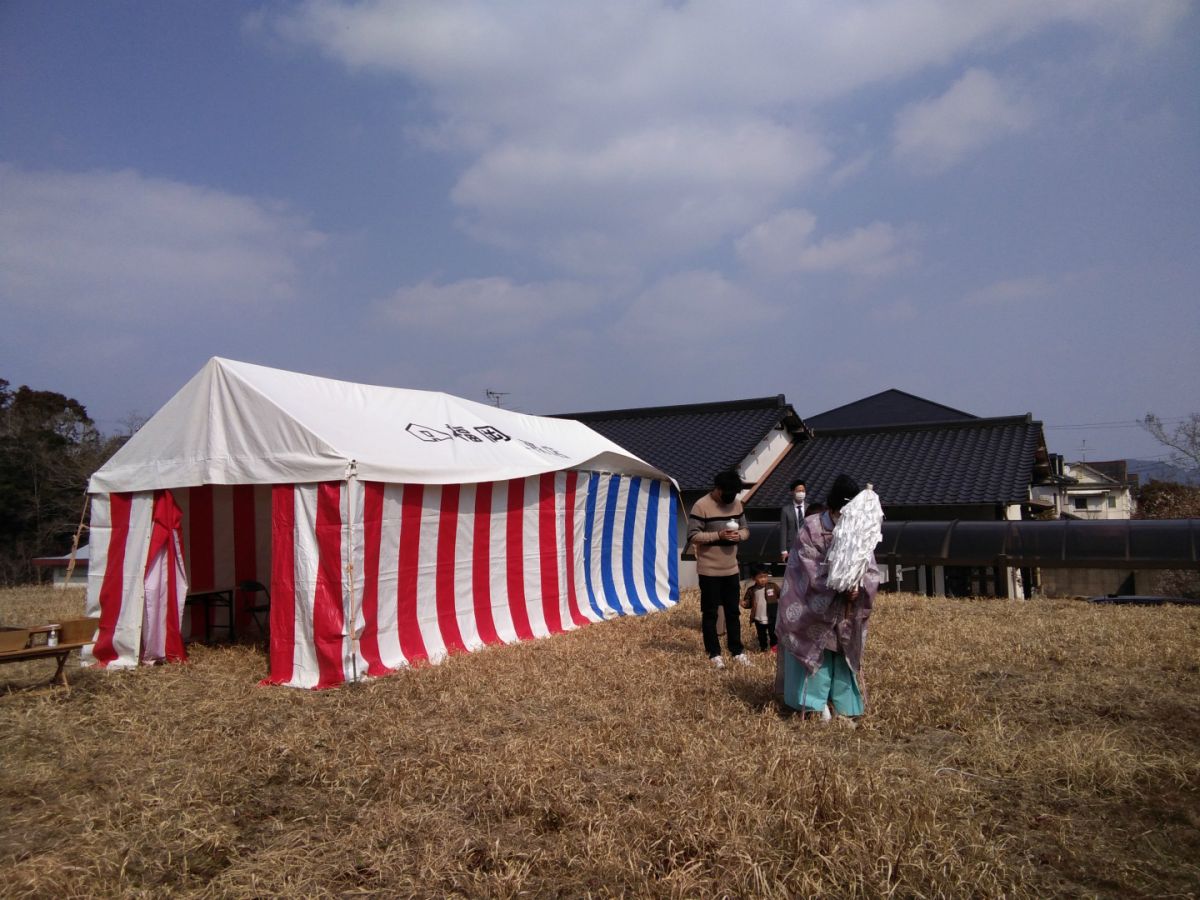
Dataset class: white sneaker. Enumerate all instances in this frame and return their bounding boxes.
[732,653,752,667]
[820,704,832,721]
[710,656,726,670]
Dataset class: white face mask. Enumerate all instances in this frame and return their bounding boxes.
[794,491,806,503]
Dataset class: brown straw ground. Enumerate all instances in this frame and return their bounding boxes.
[1,585,1198,898]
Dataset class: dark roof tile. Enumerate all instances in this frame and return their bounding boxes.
[806,388,976,430]
[749,416,1047,509]
[554,396,802,492]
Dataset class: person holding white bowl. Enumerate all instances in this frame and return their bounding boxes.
[687,468,752,670]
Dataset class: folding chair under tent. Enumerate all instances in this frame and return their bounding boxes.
[84,358,682,688]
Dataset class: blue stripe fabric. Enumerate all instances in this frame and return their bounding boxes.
[642,479,667,611]
[582,472,603,619]
[600,475,622,615]
[575,471,679,620]
[622,477,648,614]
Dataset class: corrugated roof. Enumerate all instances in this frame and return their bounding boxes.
[806,388,976,430]
[554,396,802,492]
[749,416,1047,509]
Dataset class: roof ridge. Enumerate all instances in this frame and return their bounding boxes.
[807,388,977,422]
[814,413,1036,437]
[552,394,790,421]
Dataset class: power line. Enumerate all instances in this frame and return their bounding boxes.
[1046,416,1188,431]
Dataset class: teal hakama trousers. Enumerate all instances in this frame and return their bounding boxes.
[782,649,864,716]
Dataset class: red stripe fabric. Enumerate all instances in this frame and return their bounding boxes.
[92,492,132,667]
[313,482,346,689]
[472,481,500,646]
[505,478,534,641]
[563,471,588,627]
[188,484,215,635]
[158,490,187,662]
[436,483,467,653]
[266,484,296,684]
[397,483,428,663]
[359,481,388,676]
[232,484,257,631]
[164,526,185,662]
[188,484,215,588]
[538,472,564,634]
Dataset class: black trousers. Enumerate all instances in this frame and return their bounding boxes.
[699,573,743,658]
[753,604,778,651]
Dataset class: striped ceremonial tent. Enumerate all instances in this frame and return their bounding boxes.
[85,358,682,688]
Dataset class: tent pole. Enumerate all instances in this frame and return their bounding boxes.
[64,491,90,588]
[346,462,360,684]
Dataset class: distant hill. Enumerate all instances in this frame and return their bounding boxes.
[1126,459,1200,487]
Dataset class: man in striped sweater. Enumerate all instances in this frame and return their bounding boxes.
[688,469,752,670]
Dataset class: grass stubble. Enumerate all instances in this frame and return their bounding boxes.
[0,586,1197,898]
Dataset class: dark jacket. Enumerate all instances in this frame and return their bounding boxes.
[779,500,807,555]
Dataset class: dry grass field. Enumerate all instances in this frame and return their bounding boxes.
[1,584,1198,899]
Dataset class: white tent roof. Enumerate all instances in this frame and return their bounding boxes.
[89,358,673,493]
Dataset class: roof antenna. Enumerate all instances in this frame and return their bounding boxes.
[1077,439,1088,462]
[485,389,509,408]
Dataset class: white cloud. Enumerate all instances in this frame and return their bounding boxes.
[615,270,780,345]
[735,210,818,274]
[736,209,916,278]
[378,276,601,336]
[893,69,1037,173]
[264,1,1187,272]
[453,120,828,274]
[0,163,324,319]
[271,2,1183,124]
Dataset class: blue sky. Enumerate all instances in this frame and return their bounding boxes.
[2,1,1197,462]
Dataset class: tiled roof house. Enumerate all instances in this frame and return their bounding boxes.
[746,389,1052,521]
[559,388,1052,522]
[804,389,975,429]
[553,395,807,504]
[558,388,1056,593]
[745,414,1053,521]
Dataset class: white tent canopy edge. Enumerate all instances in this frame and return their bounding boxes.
[89,357,675,493]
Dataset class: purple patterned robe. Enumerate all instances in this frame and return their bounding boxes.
[775,511,879,685]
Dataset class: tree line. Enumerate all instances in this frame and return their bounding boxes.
[2,377,1197,589]
[0,379,129,585]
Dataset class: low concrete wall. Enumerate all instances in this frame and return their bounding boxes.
[1040,568,1137,598]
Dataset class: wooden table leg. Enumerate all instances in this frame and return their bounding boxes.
[52,652,69,687]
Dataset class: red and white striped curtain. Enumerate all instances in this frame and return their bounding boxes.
[85,490,188,668]
[268,471,680,688]
[86,471,680,688]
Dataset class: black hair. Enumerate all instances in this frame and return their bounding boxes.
[713,469,744,493]
[752,563,771,575]
[826,473,860,512]
[790,478,806,490]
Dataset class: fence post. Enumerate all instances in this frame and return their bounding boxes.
[996,554,1010,599]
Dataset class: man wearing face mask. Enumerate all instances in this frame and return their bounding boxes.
[687,469,752,669]
[779,479,807,564]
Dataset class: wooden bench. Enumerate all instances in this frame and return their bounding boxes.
[0,617,100,687]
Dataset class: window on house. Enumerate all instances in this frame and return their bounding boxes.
[1108,496,1117,508]
[1073,496,1089,511]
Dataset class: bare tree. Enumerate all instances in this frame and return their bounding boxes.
[1142,412,1200,470]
